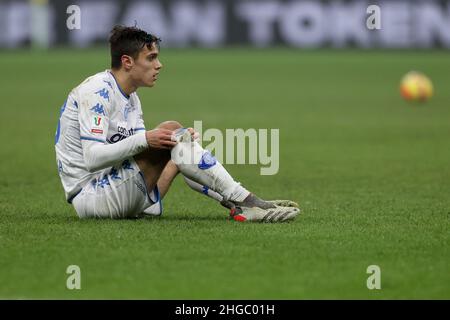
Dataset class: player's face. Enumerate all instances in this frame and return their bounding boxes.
[132,43,162,88]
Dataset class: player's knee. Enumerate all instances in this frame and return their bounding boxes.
[157,120,183,131]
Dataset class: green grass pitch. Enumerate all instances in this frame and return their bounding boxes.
[0,49,449,299]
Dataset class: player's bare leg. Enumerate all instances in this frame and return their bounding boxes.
[134,121,182,200]
[157,160,179,198]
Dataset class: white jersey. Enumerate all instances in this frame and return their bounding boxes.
[55,70,147,202]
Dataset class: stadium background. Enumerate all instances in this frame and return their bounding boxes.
[0,0,449,299]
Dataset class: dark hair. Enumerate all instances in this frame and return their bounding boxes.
[109,25,161,69]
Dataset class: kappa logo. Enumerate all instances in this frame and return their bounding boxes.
[109,168,121,180]
[94,175,110,188]
[90,103,105,116]
[122,159,134,170]
[103,80,113,90]
[124,105,134,120]
[95,88,110,101]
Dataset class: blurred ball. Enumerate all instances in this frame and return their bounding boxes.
[400,71,433,102]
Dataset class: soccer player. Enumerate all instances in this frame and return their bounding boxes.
[55,25,300,222]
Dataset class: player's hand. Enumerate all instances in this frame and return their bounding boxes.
[186,127,200,141]
[145,129,177,149]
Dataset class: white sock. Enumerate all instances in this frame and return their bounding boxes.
[171,129,250,202]
[183,176,224,202]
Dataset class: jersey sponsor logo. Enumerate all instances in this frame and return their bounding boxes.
[118,125,134,136]
[95,88,110,101]
[107,125,135,144]
[108,133,126,144]
[90,103,106,116]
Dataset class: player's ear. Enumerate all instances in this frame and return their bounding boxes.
[121,55,133,71]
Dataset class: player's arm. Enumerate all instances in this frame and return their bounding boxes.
[82,129,176,172]
[79,92,175,172]
[78,91,146,172]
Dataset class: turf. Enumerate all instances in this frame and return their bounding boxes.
[0,49,449,299]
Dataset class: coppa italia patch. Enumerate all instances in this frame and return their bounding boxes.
[93,116,102,126]
[91,116,103,134]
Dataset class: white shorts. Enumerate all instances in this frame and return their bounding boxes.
[72,158,163,219]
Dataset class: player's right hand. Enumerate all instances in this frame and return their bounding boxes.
[145,129,177,149]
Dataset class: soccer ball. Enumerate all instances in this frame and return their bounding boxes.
[400,71,433,102]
